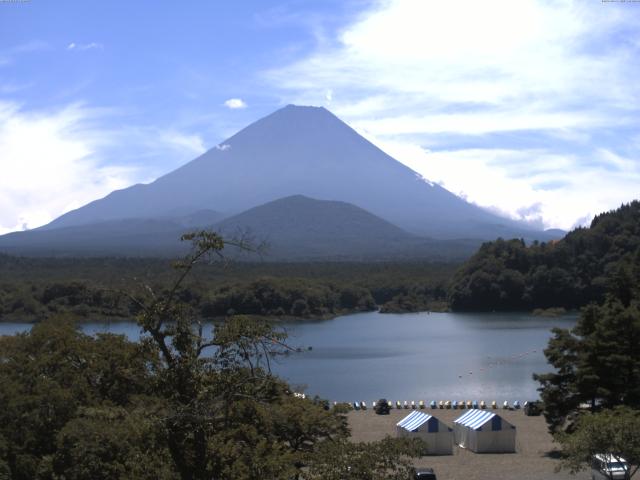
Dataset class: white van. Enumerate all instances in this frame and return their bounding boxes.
[591,454,629,480]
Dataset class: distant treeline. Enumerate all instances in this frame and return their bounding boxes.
[448,201,640,311]
[3,201,639,320]
[0,256,456,322]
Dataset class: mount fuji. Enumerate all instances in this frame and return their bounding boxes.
[0,105,560,259]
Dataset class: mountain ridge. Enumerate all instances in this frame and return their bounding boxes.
[0,195,480,260]
[41,105,555,241]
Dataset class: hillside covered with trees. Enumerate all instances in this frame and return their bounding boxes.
[532,220,640,477]
[448,201,640,311]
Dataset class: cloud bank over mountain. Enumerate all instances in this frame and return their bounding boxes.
[266,0,640,229]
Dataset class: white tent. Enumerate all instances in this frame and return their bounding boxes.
[396,410,453,455]
[453,410,516,453]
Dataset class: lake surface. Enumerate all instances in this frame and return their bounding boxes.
[0,311,576,403]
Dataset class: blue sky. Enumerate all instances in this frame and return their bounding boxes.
[1,0,639,234]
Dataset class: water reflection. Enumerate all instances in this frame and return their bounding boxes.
[0,311,576,402]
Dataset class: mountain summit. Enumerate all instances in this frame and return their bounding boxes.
[42,105,546,240]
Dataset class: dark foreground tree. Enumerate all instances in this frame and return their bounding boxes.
[534,252,640,433]
[0,231,425,480]
[0,317,157,480]
[555,407,640,479]
[303,436,426,480]
[535,248,640,479]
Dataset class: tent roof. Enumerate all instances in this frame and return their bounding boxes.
[453,410,502,430]
[397,411,433,431]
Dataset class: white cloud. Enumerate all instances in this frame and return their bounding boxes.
[0,102,136,234]
[158,131,206,156]
[215,143,231,151]
[67,42,103,51]
[223,98,247,109]
[266,0,640,229]
[0,41,50,67]
[371,138,640,230]
[0,102,208,234]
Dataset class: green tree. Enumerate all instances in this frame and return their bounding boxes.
[534,296,640,432]
[303,436,426,480]
[555,407,640,479]
[0,316,156,480]
[128,231,420,480]
[0,231,427,480]
[49,406,177,480]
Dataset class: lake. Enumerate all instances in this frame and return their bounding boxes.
[0,311,576,403]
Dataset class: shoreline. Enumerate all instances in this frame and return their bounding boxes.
[0,307,582,325]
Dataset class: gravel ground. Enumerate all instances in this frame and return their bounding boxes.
[347,407,590,480]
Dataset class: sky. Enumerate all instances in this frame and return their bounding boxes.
[1,0,639,234]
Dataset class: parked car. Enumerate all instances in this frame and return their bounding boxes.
[591,454,629,480]
[374,398,390,415]
[412,467,437,479]
[524,400,542,416]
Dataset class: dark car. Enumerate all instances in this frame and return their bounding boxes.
[374,398,390,415]
[412,467,437,479]
[524,401,542,416]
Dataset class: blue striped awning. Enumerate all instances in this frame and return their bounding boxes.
[397,411,432,431]
[454,410,497,430]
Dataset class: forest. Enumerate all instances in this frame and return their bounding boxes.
[2,202,639,323]
[448,201,640,311]
[0,254,455,322]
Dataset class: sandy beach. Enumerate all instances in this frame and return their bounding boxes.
[347,407,589,480]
